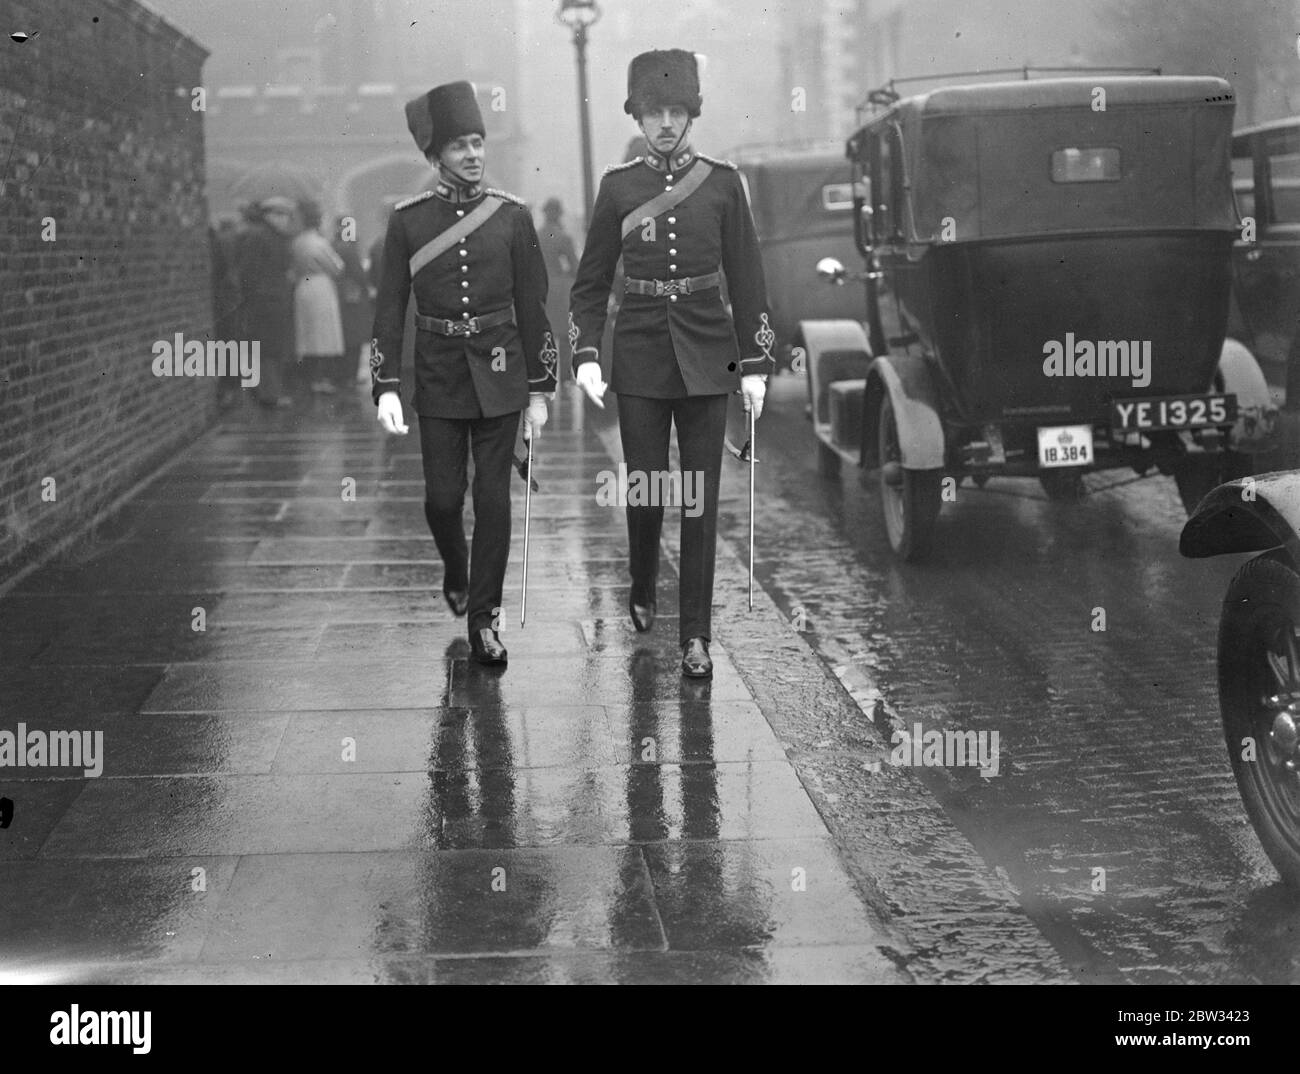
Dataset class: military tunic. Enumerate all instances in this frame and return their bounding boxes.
[568,148,776,396]
[370,180,558,418]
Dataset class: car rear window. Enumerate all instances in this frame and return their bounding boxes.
[1050,147,1121,183]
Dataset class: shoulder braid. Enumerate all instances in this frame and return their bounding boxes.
[394,190,436,210]
[485,187,525,206]
[602,158,643,176]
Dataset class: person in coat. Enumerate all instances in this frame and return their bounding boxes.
[333,214,374,389]
[235,197,297,409]
[292,199,346,394]
[568,49,775,678]
[370,80,558,666]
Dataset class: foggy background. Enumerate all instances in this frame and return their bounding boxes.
[141,0,1300,250]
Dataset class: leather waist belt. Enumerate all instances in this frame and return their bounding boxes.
[415,307,513,336]
[624,271,721,297]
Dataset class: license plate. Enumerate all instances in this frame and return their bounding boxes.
[1110,393,1236,431]
[1037,424,1094,468]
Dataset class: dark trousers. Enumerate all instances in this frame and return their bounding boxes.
[418,411,519,633]
[616,393,728,645]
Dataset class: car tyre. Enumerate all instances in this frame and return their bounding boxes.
[878,392,941,560]
[1219,554,1300,887]
[1039,471,1087,503]
[1173,456,1229,516]
[817,440,842,478]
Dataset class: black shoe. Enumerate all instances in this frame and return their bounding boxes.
[470,628,507,666]
[681,637,712,678]
[629,593,656,633]
[443,582,469,617]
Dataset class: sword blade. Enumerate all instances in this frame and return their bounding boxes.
[521,437,533,627]
[748,408,755,611]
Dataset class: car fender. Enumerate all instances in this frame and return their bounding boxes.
[795,317,871,401]
[1218,337,1278,452]
[1179,470,1300,560]
[861,354,945,470]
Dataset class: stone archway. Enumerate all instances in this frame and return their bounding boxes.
[332,153,432,255]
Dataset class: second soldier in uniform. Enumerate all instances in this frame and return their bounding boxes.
[569,49,775,678]
[371,80,558,666]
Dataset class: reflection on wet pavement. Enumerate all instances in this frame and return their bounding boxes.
[0,387,910,983]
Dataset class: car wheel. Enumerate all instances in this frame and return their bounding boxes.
[1219,555,1300,887]
[817,439,841,478]
[1039,471,1086,503]
[878,392,941,560]
[1173,456,1225,516]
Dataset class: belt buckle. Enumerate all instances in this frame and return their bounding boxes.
[659,278,684,297]
[449,317,478,337]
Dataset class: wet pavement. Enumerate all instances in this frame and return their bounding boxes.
[0,377,1053,984]
[722,375,1300,984]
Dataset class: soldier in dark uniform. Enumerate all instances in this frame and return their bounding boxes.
[371,80,558,666]
[569,49,775,678]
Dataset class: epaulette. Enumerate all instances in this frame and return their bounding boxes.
[395,190,436,211]
[485,187,525,206]
[697,152,737,170]
[603,158,642,176]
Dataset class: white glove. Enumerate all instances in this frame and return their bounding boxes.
[376,391,408,435]
[523,393,548,440]
[741,374,767,419]
[575,361,607,409]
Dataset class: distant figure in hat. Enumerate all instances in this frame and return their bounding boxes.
[538,197,577,370]
[568,48,775,679]
[370,79,558,666]
[537,198,577,278]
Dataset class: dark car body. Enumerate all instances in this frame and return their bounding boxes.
[798,75,1276,557]
[730,147,866,367]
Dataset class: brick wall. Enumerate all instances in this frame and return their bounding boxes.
[0,0,211,579]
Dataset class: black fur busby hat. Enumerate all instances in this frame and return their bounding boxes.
[623,49,702,118]
[405,81,485,157]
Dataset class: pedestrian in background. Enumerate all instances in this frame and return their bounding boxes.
[333,213,372,389]
[292,198,346,394]
[210,215,243,405]
[538,197,577,387]
[235,197,297,409]
[538,197,577,277]
[568,49,775,679]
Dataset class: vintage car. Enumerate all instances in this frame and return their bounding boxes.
[798,75,1277,559]
[728,146,867,371]
[1230,116,1300,404]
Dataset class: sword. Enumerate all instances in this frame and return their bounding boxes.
[520,436,534,627]
[748,406,756,611]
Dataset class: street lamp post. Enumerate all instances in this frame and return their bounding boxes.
[557,0,600,225]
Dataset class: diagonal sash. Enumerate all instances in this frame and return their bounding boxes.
[620,161,714,239]
[408,197,503,276]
